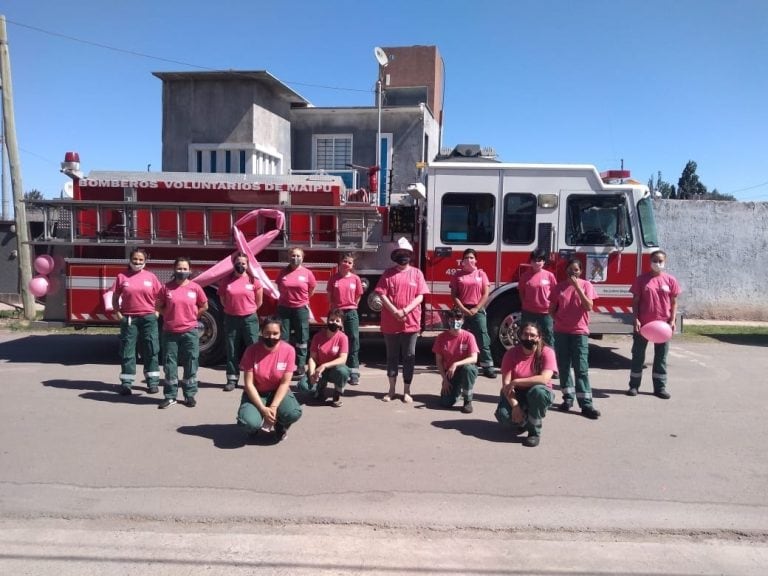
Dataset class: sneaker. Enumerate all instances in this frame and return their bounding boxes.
[118,386,132,396]
[185,397,197,408]
[523,435,541,447]
[274,422,288,442]
[382,393,394,402]
[147,385,159,395]
[482,367,497,379]
[223,381,236,392]
[654,389,671,400]
[348,377,359,386]
[158,398,176,409]
[558,400,573,412]
[332,390,343,408]
[626,387,639,396]
[402,393,413,404]
[581,405,601,419]
[461,399,474,414]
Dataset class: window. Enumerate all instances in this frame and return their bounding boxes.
[225,150,232,173]
[637,196,659,247]
[210,151,217,173]
[313,135,353,171]
[196,150,203,173]
[502,193,536,245]
[565,194,632,246]
[440,193,495,244]
[189,145,282,175]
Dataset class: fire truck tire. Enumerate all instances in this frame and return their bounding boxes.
[198,294,226,367]
[487,294,522,367]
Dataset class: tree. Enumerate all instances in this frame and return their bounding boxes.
[24,189,44,201]
[648,171,676,199]
[677,161,707,199]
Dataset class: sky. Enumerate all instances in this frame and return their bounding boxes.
[2,0,767,203]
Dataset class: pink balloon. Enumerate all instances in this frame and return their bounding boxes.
[640,320,673,344]
[29,275,50,298]
[34,254,55,275]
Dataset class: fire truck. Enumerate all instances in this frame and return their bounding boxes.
[26,146,661,366]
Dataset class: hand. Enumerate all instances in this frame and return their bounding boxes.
[511,404,525,425]
[262,406,278,426]
[441,377,452,395]
[467,307,478,317]
[567,274,579,287]
[396,308,407,321]
[669,319,676,332]
[634,318,641,333]
[446,363,457,380]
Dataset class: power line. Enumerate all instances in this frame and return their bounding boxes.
[726,180,768,195]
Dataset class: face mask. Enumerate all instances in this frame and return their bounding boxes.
[174,271,190,281]
[262,337,279,349]
[392,252,411,265]
[290,256,303,266]
[462,260,476,272]
[519,339,536,350]
[451,320,463,330]
[129,262,145,272]
[531,261,544,271]
[326,322,340,332]
[651,261,665,273]
[234,263,246,274]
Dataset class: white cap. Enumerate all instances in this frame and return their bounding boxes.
[396,237,414,253]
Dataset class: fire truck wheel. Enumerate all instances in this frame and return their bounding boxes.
[198,294,225,367]
[487,295,522,367]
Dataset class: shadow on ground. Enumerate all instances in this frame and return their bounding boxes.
[177,423,287,449]
[1,334,118,365]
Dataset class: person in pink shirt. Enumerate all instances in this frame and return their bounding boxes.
[519,248,557,347]
[327,252,364,385]
[374,237,429,403]
[156,257,208,409]
[495,322,557,447]
[432,308,479,413]
[276,247,317,376]
[111,248,163,396]
[548,257,601,420]
[302,308,350,407]
[628,250,681,399]
[218,252,263,392]
[237,317,302,442]
[450,248,495,379]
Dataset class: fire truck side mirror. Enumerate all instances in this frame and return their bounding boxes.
[406,183,426,201]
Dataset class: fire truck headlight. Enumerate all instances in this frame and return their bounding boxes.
[367,292,383,312]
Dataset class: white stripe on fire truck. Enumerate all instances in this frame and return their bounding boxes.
[68,277,113,290]
[70,313,120,321]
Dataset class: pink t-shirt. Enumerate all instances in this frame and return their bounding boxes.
[310,329,349,365]
[218,273,262,316]
[158,281,208,333]
[277,266,317,308]
[375,265,430,334]
[550,279,597,335]
[432,329,479,369]
[630,272,681,326]
[111,269,162,315]
[519,268,557,314]
[450,268,489,307]
[500,345,557,389]
[239,341,296,393]
[327,272,364,310]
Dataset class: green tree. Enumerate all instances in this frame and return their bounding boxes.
[24,189,44,201]
[648,171,676,198]
[677,161,708,199]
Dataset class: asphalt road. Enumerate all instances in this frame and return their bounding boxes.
[0,328,767,575]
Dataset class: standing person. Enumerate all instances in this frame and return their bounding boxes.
[494,322,557,447]
[519,248,557,347]
[276,247,316,377]
[548,257,601,419]
[432,308,479,413]
[304,308,350,407]
[327,252,364,385]
[218,253,263,392]
[628,250,681,399]
[374,237,429,403]
[237,317,303,442]
[450,248,495,378]
[156,257,208,409]
[111,248,163,395]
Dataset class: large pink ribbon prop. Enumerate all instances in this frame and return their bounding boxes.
[193,209,284,301]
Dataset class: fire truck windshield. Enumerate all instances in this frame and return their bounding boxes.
[637,196,660,247]
[565,195,633,247]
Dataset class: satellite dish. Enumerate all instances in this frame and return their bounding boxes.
[374,46,389,67]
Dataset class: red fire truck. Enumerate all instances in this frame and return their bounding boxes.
[27,147,661,365]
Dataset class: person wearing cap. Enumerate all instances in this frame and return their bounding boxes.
[450,248,496,378]
[432,308,479,413]
[374,237,430,403]
[519,248,557,347]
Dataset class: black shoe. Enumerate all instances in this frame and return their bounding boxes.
[482,367,497,379]
[348,377,359,386]
[626,387,639,396]
[147,385,159,395]
[582,405,601,419]
[185,397,197,408]
[523,435,540,447]
[158,398,176,409]
[558,400,573,412]
[654,389,671,400]
[274,422,288,442]
[461,400,474,414]
[223,381,236,392]
[118,386,132,396]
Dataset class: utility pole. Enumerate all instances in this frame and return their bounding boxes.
[0,15,36,320]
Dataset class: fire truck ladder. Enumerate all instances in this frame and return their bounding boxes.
[26,200,382,252]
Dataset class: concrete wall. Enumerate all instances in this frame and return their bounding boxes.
[654,199,768,320]
[0,221,20,304]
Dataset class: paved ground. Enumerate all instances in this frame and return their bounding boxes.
[0,328,767,575]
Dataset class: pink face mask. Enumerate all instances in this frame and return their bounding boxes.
[462,259,477,271]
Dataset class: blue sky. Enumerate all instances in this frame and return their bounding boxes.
[3,0,767,201]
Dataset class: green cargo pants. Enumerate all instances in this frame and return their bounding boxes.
[630,332,670,392]
[237,390,303,432]
[298,365,351,394]
[494,385,554,437]
[554,332,594,408]
[119,313,160,388]
[162,330,199,400]
[278,305,309,371]
[224,313,260,386]
[341,309,360,382]
[439,364,478,406]
[462,309,494,369]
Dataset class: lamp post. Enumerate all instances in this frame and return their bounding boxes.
[373,47,389,205]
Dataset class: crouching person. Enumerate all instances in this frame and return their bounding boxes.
[302,308,350,407]
[495,322,556,447]
[433,308,479,414]
[237,317,302,442]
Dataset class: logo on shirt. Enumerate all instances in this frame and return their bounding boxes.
[661,284,670,292]
[245,284,254,290]
[298,276,307,282]
[541,279,550,285]
[187,291,197,299]
[332,345,340,353]
[277,361,288,371]
[143,280,153,287]
[459,343,468,352]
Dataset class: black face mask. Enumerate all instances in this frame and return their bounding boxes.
[326,323,340,332]
[174,271,190,281]
[262,337,280,349]
[519,339,536,350]
[234,263,246,274]
[392,254,411,265]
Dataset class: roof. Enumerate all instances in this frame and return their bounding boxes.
[152,70,310,106]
